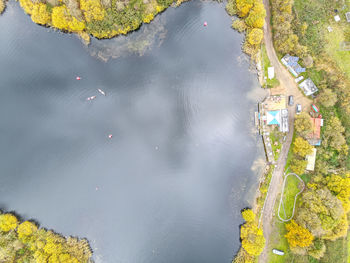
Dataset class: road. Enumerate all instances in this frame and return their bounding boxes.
[258,0,312,262]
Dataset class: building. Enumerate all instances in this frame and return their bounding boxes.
[346,12,350,22]
[334,15,341,22]
[268,67,275,79]
[307,118,323,146]
[281,54,306,77]
[299,78,318,96]
[265,109,289,133]
[306,148,317,171]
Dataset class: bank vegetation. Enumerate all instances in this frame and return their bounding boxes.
[225,0,266,62]
[0,0,189,42]
[0,211,93,263]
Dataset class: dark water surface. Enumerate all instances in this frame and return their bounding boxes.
[0,1,266,262]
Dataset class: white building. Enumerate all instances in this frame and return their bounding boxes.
[268,67,275,79]
[299,78,318,96]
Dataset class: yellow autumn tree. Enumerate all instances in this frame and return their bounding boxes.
[327,174,350,213]
[285,220,314,248]
[0,213,18,232]
[31,3,51,25]
[236,0,254,17]
[245,1,265,28]
[0,0,5,14]
[19,0,35,15]
[247,28,263,45]
[80,0,105,22]
[17,221,38,241]
[52,5,85,32]
[239,209,265,256]
[293,137,313,157]
[242,209,255,222]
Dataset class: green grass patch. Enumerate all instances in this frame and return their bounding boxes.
[270,129,283,161]
[278,174,302,221]
[261,44,280,88]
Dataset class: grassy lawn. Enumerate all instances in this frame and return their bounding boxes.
[261,44,280,88]
[323,25,350,80]
[270,129,283,161]
[277,174,302,220]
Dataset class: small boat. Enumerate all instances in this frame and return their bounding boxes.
[86,96,96,101]
[204,21,207,26]
[108,134,113,139]
[98,89,106,96]
[76,76,81,80]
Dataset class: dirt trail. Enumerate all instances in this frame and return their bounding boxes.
[258,0,312,262]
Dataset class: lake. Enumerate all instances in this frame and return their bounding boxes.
[0,1,266,262]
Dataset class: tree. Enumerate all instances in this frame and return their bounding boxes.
[232,19,247,32]
[308,239,326,259]
[17,221,38,241]
[327,174,350,212]
[31,3,51,25]
[239,210,265,256]
[242,209,255,222]
[290,158,307,175]
[236,0,254,17]
[295,188,344,238]
[318,88,337,107]
[294,112,312,137]
[241,224,265,256]
[293,137,313,157]
[323,116,346,151]
[0,214,18,232]
[245,1,266,28]
[247,28,263,45]
[285,220,314,248]
[0,0,5,14]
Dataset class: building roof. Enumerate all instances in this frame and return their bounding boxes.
[267,110,281,125]
[346,12,350,22]
[307,118,322,145]
[299,78,318,96]
[268,67,275,79]
[281,54,306,77]
[306,148,317,171]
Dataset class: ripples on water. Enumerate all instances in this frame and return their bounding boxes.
[0,1,266,263]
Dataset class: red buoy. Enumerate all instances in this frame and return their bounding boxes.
[76,76,81,80]
[204,22,207,27]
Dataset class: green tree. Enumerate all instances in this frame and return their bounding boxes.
[294,112,312,137]
[290,158,307,174]
[318,88,337,107]
[295,188,344,238]
[323,116,347,152]
[232,19,247,32]
[285,220,314,248]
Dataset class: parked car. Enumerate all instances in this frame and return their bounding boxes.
[288,95,294,106]
[272,249,285,256]
[296,104,302,114]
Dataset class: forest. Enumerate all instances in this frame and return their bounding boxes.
[0,211,93,263]
[0,0,187,41]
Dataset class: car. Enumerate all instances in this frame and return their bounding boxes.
[296,104,302,114]
[288,95,294,106]
[272,249,285,256]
